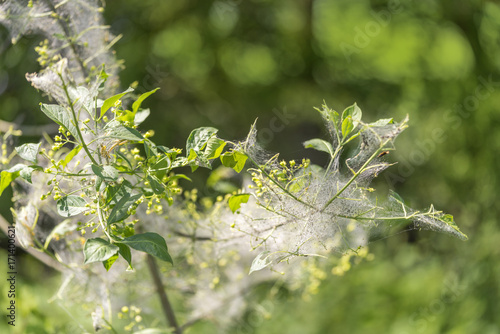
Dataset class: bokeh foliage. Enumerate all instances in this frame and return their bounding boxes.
[1,0,499,333]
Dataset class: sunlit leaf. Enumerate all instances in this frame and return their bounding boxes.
[40,103,79,138]
[220,151,248,173]
[228,193,250,213]
[120,232,172,264]
[186,127,218,153]
[60,145,82,168]
[83,238,119,264]
[132,88,159,113]
[303,138,334,157]
[100,87,134,119]
[15,143,41,164]
[56,195,87,217]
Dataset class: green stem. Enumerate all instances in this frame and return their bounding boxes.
[58,73,99,166]
[321,139,390,212]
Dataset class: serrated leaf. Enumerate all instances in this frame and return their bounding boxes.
[91,164,119,181]
[186,127,218,154]
[40,103,79,138]
[120,232,173,264]
[132,88,159,113]
[249,251,273,274]
[60,145,82,168]
[83,238,119,264]
[228,194,250,213]
[102,254,119,271]
[204,137,226,159]
[15,143,41,164]
[100,87,134,119]
[303,138,334,157]
[57,195,88,217]
[107,193,142,225]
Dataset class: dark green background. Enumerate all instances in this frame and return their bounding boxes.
[1,0,499,333]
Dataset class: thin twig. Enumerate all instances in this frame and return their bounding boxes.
[145,254,182,334]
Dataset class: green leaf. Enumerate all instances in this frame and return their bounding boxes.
[99,67,109,81]
[341,103,362,129]
[107,193,142,225]
[249,251,273,274]
[120,232,173,264]
[341,116,354,138]
[102,254,119,271]
[91,164,119,181]
[105,125,144,142]
[204,137,226,159]
[151,155,171,181]
[168,174,192,182]
[132,88,159,113]
[134,109,150,125]
[100,87,134,119]
[40,103,79,138]
[303,139,334,157]
[220,151,248,173]
[315,103,340,127]
[95,176,103,192]
[106,180,133,205]
[147,175,165,194]
[228,194,250,213]
[15,143,41,164]
[56,195,88,217]
[437,214,468,241]
[83,238,119,264]
[60,145,82,168]
[143,141,157,159]
[19,166,36,183]
[116,150,133,169]
[186,127,218,153]
[369,118,394,127]
[0,165,23,196]
[187,149,198,161]
[117,243,133,268]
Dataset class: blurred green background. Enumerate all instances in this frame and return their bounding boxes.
[1,0,499,333]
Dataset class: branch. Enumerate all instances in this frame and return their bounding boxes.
[0,213,65,272]
[145,254,182,334]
